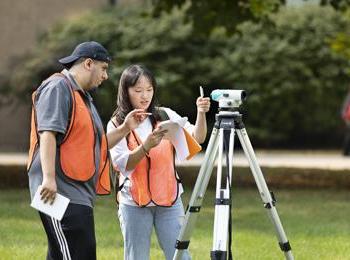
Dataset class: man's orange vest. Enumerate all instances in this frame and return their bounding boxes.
[124,130,179,207]
[27,73,111,195]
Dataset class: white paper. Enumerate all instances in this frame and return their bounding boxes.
[158,117,190,161]
[158,117,187,138]
[31,186,70,221]
[172,126,190,161]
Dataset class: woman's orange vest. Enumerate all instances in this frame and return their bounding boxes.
[124,130,179,207]
[27,73,111,195]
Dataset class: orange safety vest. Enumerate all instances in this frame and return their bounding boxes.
[27,73,111,195]
[124,130,179,207]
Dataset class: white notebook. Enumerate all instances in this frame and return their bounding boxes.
[30,186,70,221]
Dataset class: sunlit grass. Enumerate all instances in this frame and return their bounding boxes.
[0,188,349,259]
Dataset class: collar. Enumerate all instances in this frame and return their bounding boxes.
[61,69,93,101]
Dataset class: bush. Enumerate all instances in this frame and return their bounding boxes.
[227,6,350,147]
[7,5,350,148]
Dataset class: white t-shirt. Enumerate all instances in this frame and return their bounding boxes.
[107,107,195,206]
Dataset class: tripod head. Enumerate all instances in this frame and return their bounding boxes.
[211,89,246,110]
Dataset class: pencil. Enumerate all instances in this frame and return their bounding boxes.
[200,86,204,97]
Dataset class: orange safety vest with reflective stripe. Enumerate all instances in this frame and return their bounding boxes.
[124,130,179,207]
[27,73,111,195]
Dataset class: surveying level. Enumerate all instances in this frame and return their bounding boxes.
[173,89,293,260]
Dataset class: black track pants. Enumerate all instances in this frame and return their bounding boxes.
[39,203,96,260]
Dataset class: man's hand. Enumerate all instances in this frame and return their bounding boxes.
[40,177,57,204]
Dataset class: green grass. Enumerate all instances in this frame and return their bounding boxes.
[1,188,349,259]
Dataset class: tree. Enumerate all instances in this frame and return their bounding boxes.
[152,0,285,35]
[227,6,350,147]
[320,0,350,10]
[6,5,350,147]
[152,0,350,35]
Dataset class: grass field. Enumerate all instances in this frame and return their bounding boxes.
[0,187,349,260]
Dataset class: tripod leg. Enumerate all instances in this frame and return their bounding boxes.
[173,127,220,260]
[235,127,294,260]
[211,128,235,260]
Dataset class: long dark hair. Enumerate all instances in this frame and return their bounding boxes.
[112,64,160,125]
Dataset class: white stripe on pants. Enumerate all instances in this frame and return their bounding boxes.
[51,217,72,260]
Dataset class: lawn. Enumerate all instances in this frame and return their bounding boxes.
[0,187,349,259]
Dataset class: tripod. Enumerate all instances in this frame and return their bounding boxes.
[173,110,294,260]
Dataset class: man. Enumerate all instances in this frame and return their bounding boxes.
[342,88,350,155]
[27,41,146,260]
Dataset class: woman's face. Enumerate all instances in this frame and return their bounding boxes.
[128,75,154,110]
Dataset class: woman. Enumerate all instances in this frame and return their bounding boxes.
[107,64,210,260]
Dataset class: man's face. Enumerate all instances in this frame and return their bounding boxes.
[88,60,109,89]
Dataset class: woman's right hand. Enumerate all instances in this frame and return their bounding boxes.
[143,127,168,152]
[123,109,151,131]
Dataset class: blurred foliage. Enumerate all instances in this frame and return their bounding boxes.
[229,6,350,147]
[151,0,350,35]
[6,4,350,148]
[320,0,350,10]
[151,0,285,35]
[329,8,350,70]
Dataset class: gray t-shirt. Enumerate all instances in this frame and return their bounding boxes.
[28,69,104,208]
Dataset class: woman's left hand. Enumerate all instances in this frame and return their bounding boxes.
[196,97,211,113]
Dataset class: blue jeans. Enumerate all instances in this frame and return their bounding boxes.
[118,198,191,260]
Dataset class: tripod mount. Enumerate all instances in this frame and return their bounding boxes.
[173,110,294,260]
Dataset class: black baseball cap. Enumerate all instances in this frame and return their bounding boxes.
[58,41,112,66]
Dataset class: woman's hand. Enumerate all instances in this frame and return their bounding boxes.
[196,97,211,113]
[193,96,210,144]
[125,127,168,170]
[123,109,151,131]
[143,127,168,152]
